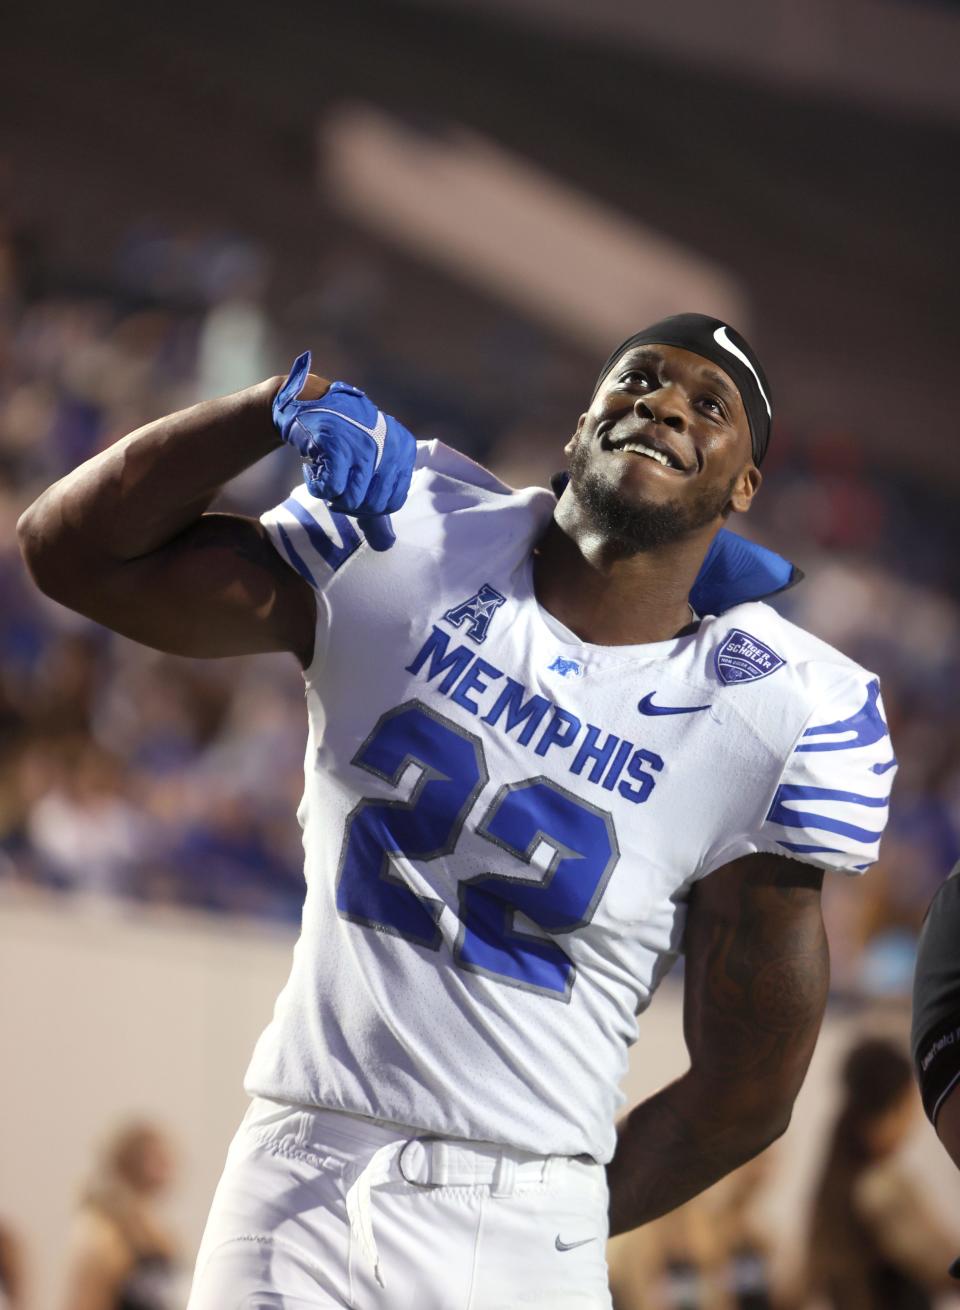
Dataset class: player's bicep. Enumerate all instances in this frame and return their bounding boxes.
[682,852,829,1125]
[68,512,316,663]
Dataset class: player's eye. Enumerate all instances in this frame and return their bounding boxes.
[619,368,652,387]
[699,395,726,420]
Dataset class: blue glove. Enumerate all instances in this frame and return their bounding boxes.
[272,351,417,551]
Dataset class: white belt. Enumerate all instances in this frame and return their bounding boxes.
[344,1140,406,1288]
[344,1135,560,1287]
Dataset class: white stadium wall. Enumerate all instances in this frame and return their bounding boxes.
[2,891,959,1309]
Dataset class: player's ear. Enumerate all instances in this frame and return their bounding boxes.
[564,414,588,459]
[728,463,762,515]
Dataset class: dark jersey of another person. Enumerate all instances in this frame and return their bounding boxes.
[115,1251,178,1310]
[82,1200,179,1310]
[912,861,960,1125]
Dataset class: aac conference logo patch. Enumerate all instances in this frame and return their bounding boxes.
[715,629,785,685]
[442,584,507,644]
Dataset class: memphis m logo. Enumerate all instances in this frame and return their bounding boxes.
[442,584,507,644]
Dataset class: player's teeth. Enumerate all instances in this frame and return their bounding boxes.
[621,442,671,467]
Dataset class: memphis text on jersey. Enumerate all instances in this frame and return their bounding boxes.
[406,625,663,807]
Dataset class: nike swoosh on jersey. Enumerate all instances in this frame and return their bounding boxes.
[555,1235,597,1252]
[308,407,388,468]
[637,693,712,716]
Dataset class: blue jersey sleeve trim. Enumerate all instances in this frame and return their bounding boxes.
[771,783,891,809]
[796,679,888,753]
[276,522,318,589]
[777,841,845,856]
[283,497,362,573]
[766,804,884,845]
[766,783,889,845]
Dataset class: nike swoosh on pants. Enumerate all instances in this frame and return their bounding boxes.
[555,1235,596,1252]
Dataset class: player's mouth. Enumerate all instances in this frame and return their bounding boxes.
[599,425,693,474]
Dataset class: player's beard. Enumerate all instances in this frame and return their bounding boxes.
[567,440,737,552]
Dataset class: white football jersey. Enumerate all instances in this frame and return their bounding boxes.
[246,441,895,1162]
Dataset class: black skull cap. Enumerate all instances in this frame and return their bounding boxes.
[593,313,773,465]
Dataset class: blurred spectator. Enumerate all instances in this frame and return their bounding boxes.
[711,1157,779,1310]
[608,1158,783,1310]
[805,1037,956,1309]
[62,1122,181,1310]
[193,238,275,402]
[25,737,148,900]
[0,1220,25,1310]
[608,1195,724,1309]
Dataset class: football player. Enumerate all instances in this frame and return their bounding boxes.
[19,314,894,1308]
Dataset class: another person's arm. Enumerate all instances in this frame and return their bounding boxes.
[62,1212,130,1310]
[607,853,828,1234]
[17,375,321,665]
[854,1166,957,1291]
[0,1222,25,1309]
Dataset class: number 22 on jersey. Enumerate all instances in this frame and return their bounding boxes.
[336,701,620,999]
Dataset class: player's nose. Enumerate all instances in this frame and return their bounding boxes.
[635,387,688,432]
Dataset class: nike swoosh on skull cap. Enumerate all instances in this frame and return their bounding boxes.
[713,326,771,418]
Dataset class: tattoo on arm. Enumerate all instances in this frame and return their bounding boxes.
[683,856,828,1086]
[607,855,829,1233]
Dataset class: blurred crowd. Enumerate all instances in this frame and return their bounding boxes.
[1,215,958,993]
[1,1119,185,1310]
[609,1038,957,1310]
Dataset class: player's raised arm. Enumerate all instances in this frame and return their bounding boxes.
[17,373,319,664]
[606,852,829,1234]
[16,356,416,665]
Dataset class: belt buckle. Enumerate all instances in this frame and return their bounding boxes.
[398,1136,445,1189]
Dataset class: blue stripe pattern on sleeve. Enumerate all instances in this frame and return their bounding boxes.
[772,784,890,808]
[796,679,888,753]
[766,783,889,844]
[283,497,362,573]
[776,841,845,856]
[276,523,318,589]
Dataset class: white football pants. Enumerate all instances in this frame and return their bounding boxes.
[187,1098,612,1309]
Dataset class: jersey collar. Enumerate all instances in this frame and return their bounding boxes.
[549,471,801,616]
